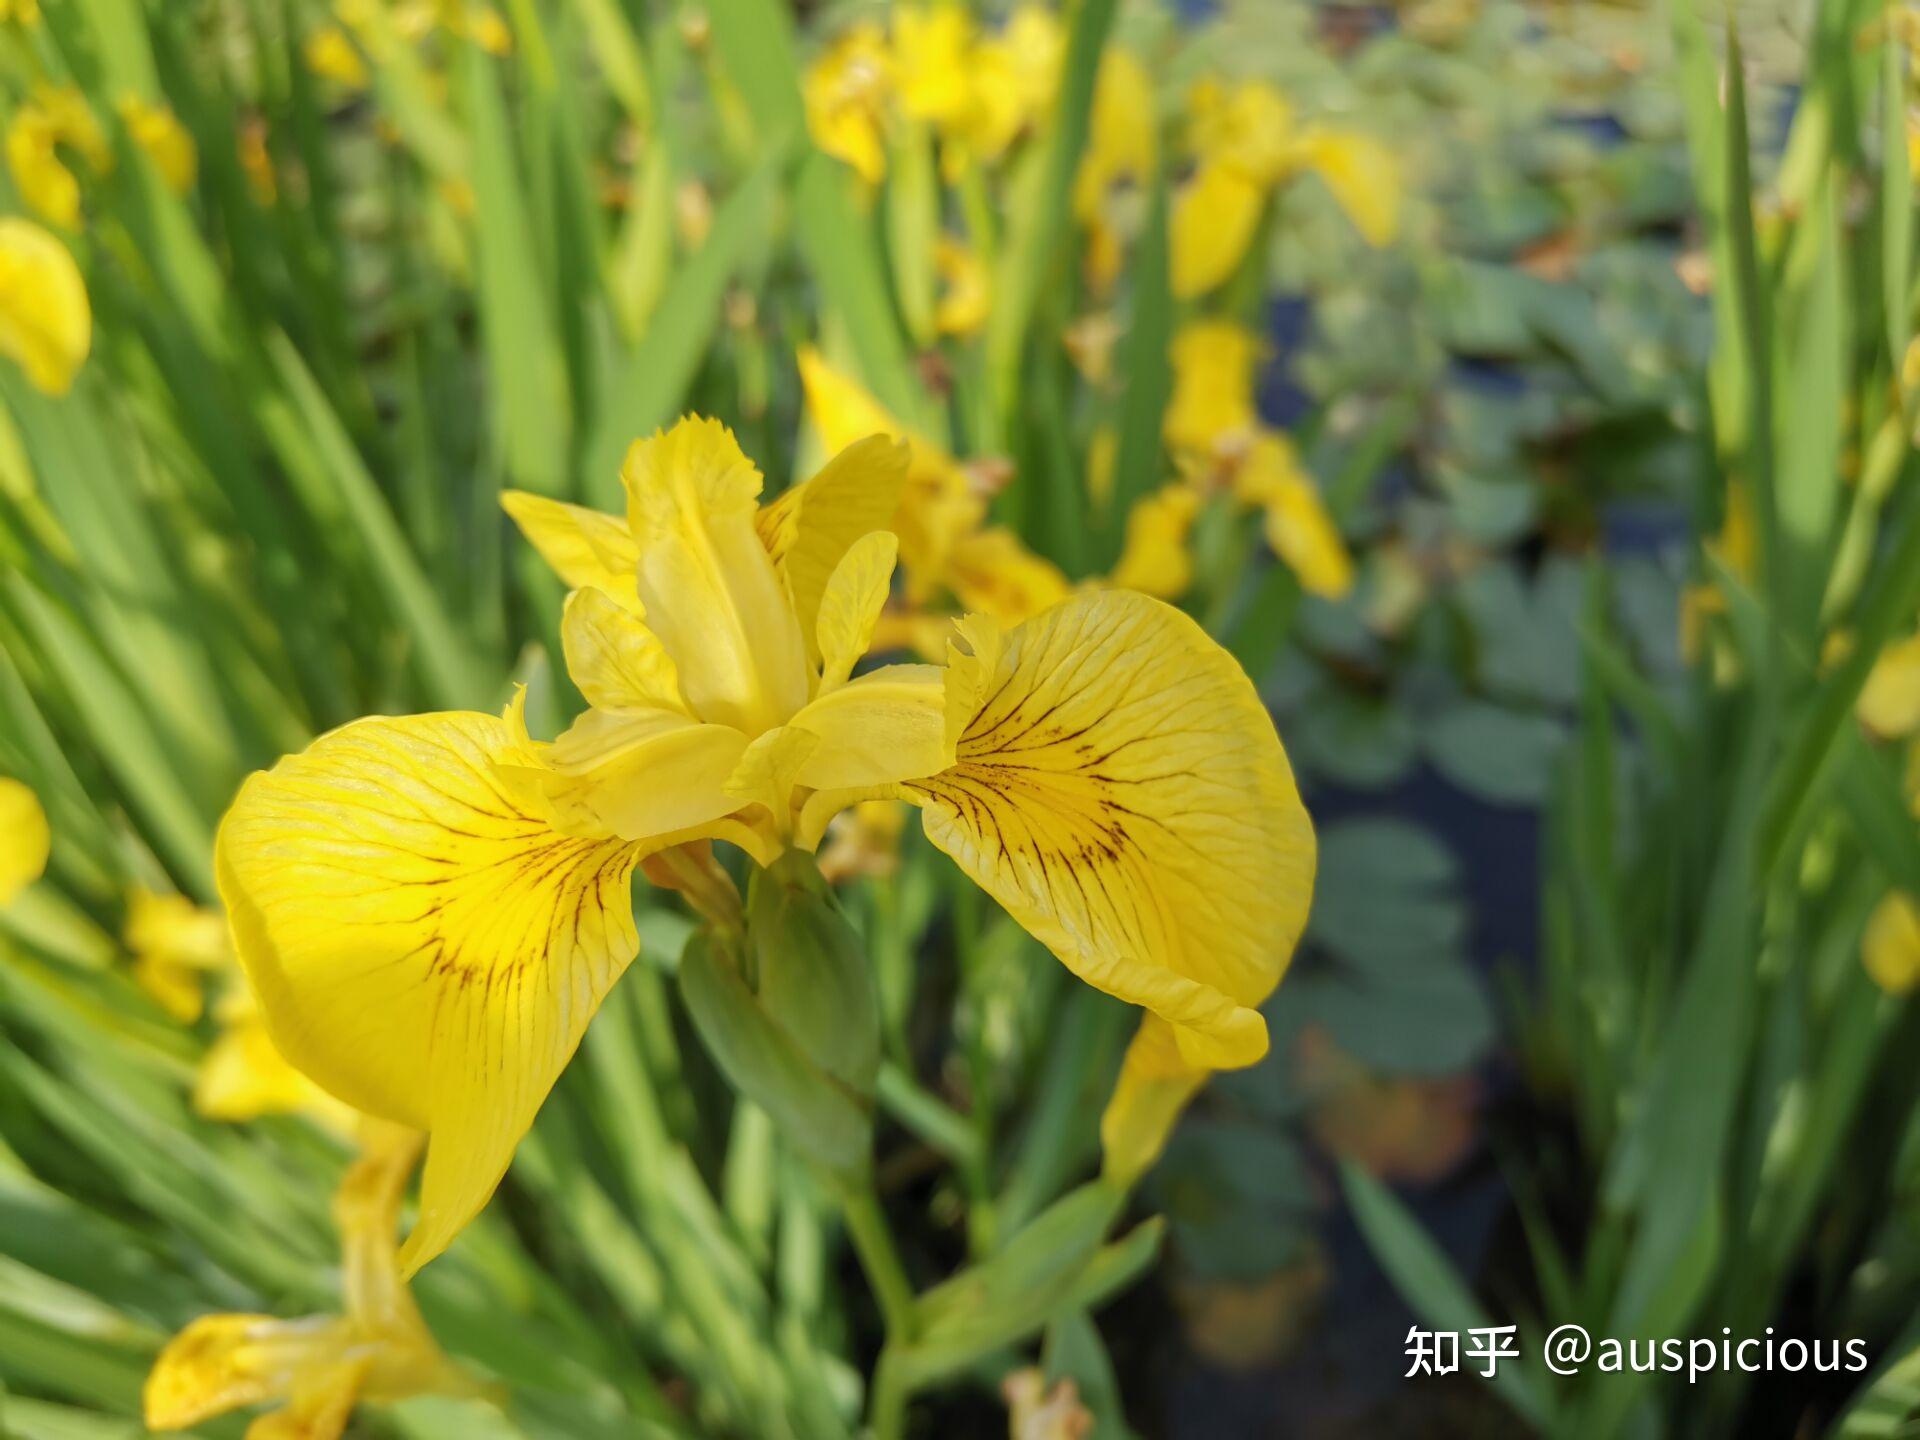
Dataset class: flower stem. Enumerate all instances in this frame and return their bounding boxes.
[837,1179,918,1344]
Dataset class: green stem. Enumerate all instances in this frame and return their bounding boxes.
[837,1180,918,1344]
[869,1349,911,1440]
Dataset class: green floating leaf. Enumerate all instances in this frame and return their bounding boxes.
[1424,700,1566,807]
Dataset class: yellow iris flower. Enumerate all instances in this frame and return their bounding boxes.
[216,416,1314,1273]
[145,1123,482,1438]
[1073,47,1157,292]
[0,218,91,397]
[304,24,372,89]
[124,887,231,1024]
[804,22,894,186]
[1155,320,1354,600]
[0,777,50,906]
[934,236,990,337]
[1170,78,1400,298]
[6,86,111,229]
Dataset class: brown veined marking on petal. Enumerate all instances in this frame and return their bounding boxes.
[904,592,1310,1064]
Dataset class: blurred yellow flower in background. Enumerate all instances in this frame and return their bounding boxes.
[0,777,50,906]
[304,24,371,89]
[0,218,91,395]
[145,1124,483,1439]
[805,22,894,185]
[118,96,198,193]
[1863,889,1920,995]
[1858,632,1920,739]
[124,887,229,1023]
[0,0,38,23]
[7,86,110,228]
[934,235,990,336]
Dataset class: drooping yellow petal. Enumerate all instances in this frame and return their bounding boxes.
[1110,485,1201,599]
[756,435,909,660]
[1171,162,1266,299]
[1859,632,1920,740]
[561,586,686,712]
[1165,320,1262,457]
[500,490,639,606]
[792,663,952,792]
[216,712,644,1274]
[943,528,1074,627]
[1298,129,1400,247]
[0,776,50,906]
[145,1313,366,1434]
[816,530,901,690]
[1100,1014,1209,1185]
[0,219,90,396]
[1864,889,1920,995]
[1241,435,1354,599]
[904,592,1314,1068]
[622,418,810,734]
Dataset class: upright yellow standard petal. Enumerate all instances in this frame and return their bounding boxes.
[1171,162,1265,299]
[756,434,908,659]
[216,712,644,1273]
[892,3,975,126]
[500,490,640,606]
[804,22,893,185]
[0,219,90,396]
[622,418,811,734]
[815,530,901,690]
[561,586,686,712]
[0,776,50,906]
[905,592,1314,1067]
[1863,889,1920,995]
[1100,1015,1208,1184]
[1072,48,1157,223]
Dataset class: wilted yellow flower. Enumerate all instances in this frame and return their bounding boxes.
[1111,485,1201,599]
[1165,320,1263,456]
[145,1124,482,1437]
[1859,632,1920,739]
[304,24,370,89]
[123,888,231,1024]
[934,236,990,336]
[0,777,50,906]
[0,218,91,396]
[7,87,110,229]
[1004,1367,1095,1440]
[1863,889,1920,994]
[118,96,197,194]
[804,23,894,186]
[217,415,1313,1273]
